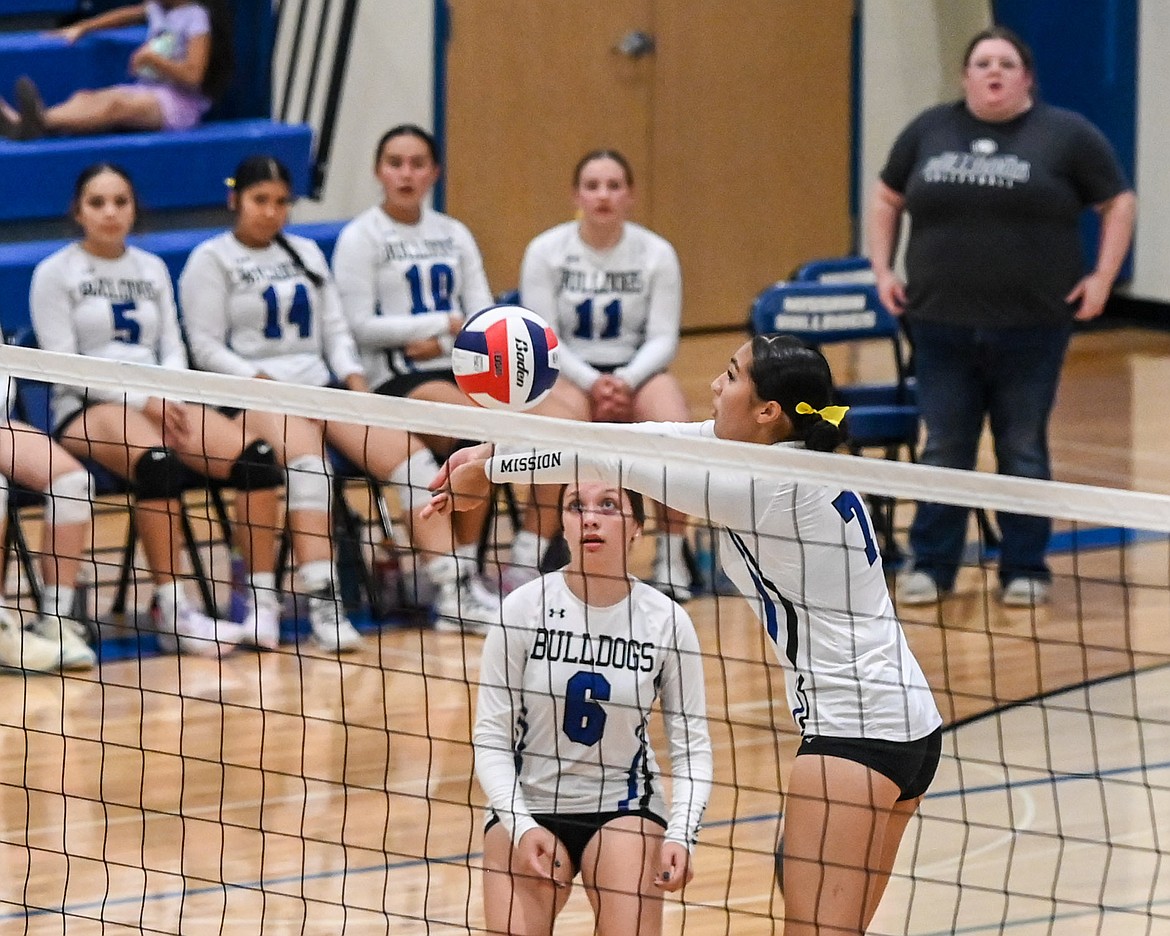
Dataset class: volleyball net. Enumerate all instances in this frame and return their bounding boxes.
[0,344,1167,935]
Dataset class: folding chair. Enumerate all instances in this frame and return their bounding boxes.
[750,281,918,561]
[794,255,878,286]
[6,328,222,618]
[792,258,998,555]
[272,449,396,619]
[1,376,46,612]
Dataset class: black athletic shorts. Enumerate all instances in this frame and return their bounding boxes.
[485,807,667,875]
[797,726,943,802]
[375,369,457,399]
[53,403,94,442]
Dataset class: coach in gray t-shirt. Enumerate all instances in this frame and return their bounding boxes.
[867,25,1135,609]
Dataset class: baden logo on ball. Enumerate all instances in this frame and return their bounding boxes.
[451,304,560,411]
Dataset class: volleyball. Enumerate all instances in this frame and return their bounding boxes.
[451,304,560,411]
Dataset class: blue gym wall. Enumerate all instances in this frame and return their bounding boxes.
[993,0,1138,280]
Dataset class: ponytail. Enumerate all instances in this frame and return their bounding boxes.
[273,232,324,289]
[749,334,848,451]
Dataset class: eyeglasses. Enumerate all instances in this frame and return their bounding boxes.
[564,498,625,517]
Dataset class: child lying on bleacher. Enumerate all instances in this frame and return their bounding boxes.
[0,0,232,139]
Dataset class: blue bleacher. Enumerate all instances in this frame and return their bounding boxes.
[0,120,312,221]
[0,13,311,222]
[0,0,76,14]
[0,221,345,333]
[0,26,143,106]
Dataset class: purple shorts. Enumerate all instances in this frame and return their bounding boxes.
[114,82,210,131]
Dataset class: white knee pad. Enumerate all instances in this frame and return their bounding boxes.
[389,448,440,517]
[44,469,92,527]
[286,454,333,513]
[0,473,9,518]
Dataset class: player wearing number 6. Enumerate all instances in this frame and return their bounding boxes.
[474,481,711,936]
[430,336,943,935]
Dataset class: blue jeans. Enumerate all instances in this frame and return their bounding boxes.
[907,321,1072,589]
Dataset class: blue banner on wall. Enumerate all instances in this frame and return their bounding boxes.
[994,0,1137,280]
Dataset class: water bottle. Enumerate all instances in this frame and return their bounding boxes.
[373,544,402,620]
[399,551,437,611]
[229,549,249,623]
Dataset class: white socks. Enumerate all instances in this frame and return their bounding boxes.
[42,584,76,620]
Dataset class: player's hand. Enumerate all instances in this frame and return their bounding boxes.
[422,443,494,518]
[654,842,693,892]
[404,337,443,360]
[590,375,634,422]
[147,397,190,447]
[129,43,160,75]
[1067,271,1111,321]
[344,373,370,393]
[873,269,907,316]
[516,828,572,888]
[447,313,465,337]
[50,24,85,43]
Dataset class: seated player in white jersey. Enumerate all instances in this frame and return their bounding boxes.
[331,124,498,591]
[475,481,712,936]
[429,336,944,936]
[31,163,283,658]
[180,155,502,642]
[517,150,694,601]
[0,360,96,672]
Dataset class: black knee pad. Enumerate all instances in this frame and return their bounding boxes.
[228,439,284,491]
[133,446,187,501]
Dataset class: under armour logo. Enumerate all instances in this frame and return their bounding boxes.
[151,450,167,460]
[548,608,565,619]
[256,443,271,454]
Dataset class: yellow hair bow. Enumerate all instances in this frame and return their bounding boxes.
[795,401,849,427]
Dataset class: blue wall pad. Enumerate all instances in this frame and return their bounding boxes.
[0,1,77,14]
[0,119,312,221]
[993,0,1138,280]
[0,27,144,107]
[0,220,344,333]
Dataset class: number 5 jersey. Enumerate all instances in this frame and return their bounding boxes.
[30,242,188,427]
[474,571,713,850]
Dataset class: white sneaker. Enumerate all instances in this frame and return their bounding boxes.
[157,604,246,658]
[241,597,282,650]
[31,615,96,670]
[1002,578,1051,607]
[895,571,947,606]
[434,575,502,636]
[307,587,362,653]
[652,538,693,603]
[0,608,61,673]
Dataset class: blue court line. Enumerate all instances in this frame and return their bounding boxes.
[7,752,1169,926]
